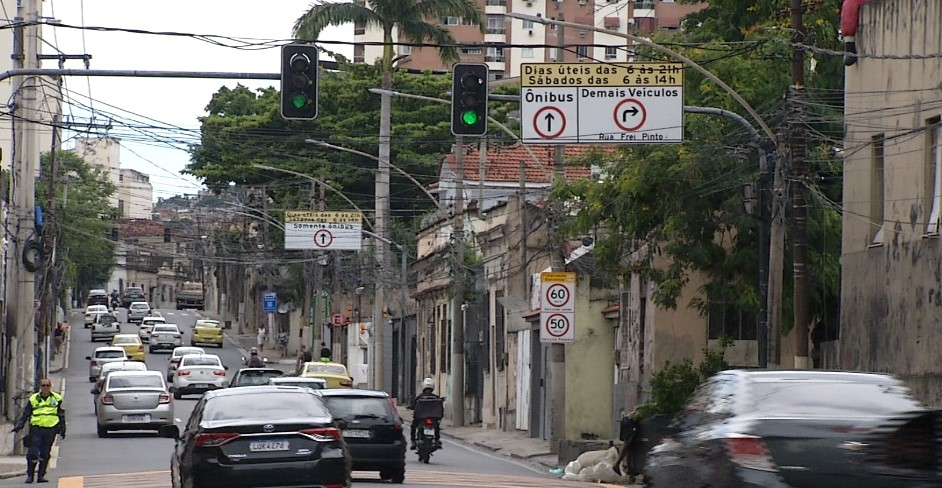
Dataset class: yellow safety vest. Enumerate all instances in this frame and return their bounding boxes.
[28,392,62,428]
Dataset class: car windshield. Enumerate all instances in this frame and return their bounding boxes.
[87,306,106,312]
[747,380,924,416]
[102,363,145,374]
[131,305,148,310]
[203,392,329,421]
[108,375,164,389]
[321,396,390,419]
[236,370,284,385]
[197,321,220,328]
[153,326,178,333]
[114,337,139,345]
[182,357,221,367]
[305,364,347,376]
[142,319,165,325]
[96,350,126,359]
[174,348,203,357]
[98,315,117,325]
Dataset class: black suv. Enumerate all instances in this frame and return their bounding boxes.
[316,389,406,483]
[87,289,109,307]
[121,287,146,308]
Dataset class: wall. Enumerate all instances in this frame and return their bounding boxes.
[840,0,942,404]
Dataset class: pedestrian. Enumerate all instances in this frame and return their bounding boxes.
[319,342,332,361]
[53,323,65,355]
[278,330,289,358]
[12,378,66,483]
[612,413,640,478]
[296,345,314,374]
[257,325,266,352]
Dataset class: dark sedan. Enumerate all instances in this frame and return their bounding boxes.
[228,368,285,387]
[162,386,351,488]
[643,369,942,488]
[316,389,406,483]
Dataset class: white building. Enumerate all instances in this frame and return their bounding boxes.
[71,137,154,218]
[118,168,155,219]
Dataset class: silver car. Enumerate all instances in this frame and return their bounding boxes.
[268,377,328,390]
[91,361,148,411]
[90,313,121,342]
[138,316,167,343]
[166,346,205,381]
[127,301,151,324]
[96,370,173,438]
[148,324,182,352]
[86,347,128,382]
[172,353,227,399]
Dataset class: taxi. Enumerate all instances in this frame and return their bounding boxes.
[191,319,223,348]
[299,361,354,388]
[111,333,146,362]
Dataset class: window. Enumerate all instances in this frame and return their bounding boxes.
[708,300,757,341]
[399,44,412,55]
[549,48,558,61]
[576,45,588,59]
[428,310,437,375]
[549,18,557,30]
[460,46,483,55]
[486,15,505,34]
[485,46,504,62]
[442,16,462,25]
[871,134,885,244]
[926,118,942,234]
[521,47,534,59]
[522,19,534,29]
[495,290,505,370]
[605,46,618,59]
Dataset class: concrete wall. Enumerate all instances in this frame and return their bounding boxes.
[840,1,942,404]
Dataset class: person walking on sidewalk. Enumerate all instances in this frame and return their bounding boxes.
[12,378,66,483]
[257,325,266,352]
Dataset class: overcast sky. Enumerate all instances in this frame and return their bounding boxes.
[43,1,354,200]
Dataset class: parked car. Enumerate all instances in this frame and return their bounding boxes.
[121,287,146,308]
[91,361,148,411]
[191,319,223,348]
[90,313,121,342]
[166,346,205,381]
[172,354,228,399]
[299,361,354,388]
[160,386,351,488]
[139,316,167,344]
[111,334,146,362]
[86,346,128,382]
[127,301,151,324]
[315,388,406,483]
[229,368,284,388]
[268,377,328,390]
[642,369,942,488]
[84,305,109,327]
[96,370,173,438]
[149,324,183,353]
[86,289,109,307]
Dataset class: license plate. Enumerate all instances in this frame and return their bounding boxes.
[343,429,371,439]
[194,384,209,389]
[122,414,150,423]
[250,440,289,452]
[423,427,435,436]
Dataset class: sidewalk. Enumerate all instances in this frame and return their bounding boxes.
[0,316,72,480]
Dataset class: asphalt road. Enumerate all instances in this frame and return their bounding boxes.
[5,308,586,488]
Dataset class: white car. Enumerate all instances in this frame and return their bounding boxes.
[127,301,151,324]
[149,324,183,353]
[166,346,205,381]
[172,354,227,399]
[85,346,128,382]
[138,316,167,343]
[268,377,327,390]
[90,313,121,342]
[84,305,109,328]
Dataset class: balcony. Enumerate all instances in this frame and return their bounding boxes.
[484,55,505,62]
[486,28,506,35]
[354,27,366,35]
[485,0,506,5]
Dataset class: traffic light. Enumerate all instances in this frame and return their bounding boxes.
[280,44,319,120]
[451,63,489,136]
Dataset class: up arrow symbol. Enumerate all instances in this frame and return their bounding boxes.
[544,112,555,132]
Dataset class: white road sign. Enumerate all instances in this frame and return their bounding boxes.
[284,211,363,250]
[521,63,684,145]
[540,272,576,343]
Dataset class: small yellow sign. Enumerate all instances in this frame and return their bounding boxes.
[521,63,684,88]
[541,272,576,283]
[285,211,363,223]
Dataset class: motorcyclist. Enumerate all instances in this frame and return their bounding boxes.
[409,378,443,450]
[246,347,265,368]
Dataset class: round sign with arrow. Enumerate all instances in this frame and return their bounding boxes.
[613,98,647,132]
[533,106,566,139]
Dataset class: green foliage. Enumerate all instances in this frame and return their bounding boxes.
[633,348,730,418]
[37,151,119,297]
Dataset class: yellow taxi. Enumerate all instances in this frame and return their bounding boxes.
[191,319,223,348]
[110,334,146,362]
[300,361,354,388]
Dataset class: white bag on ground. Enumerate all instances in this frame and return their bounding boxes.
[560,447,628,483]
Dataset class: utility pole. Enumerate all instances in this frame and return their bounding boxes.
[316,183,326,350]
[451,138,466,427]
[790,0,811,369]
[8,0,42,418]
[41,75,63,371]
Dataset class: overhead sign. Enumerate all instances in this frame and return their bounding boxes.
[284,211,363,250]
[263,292,278,313]
[540,271,576,343]
[520,63,684,144]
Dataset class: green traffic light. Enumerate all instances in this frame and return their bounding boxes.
[461,110,479,126]
[291,93,309,109]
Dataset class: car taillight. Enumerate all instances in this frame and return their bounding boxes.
[340,379,353,387]
[138,345,144,351]
[158,393,171,404]
[725,434,777,472]
[101,394,114,405]
[387,398,403,430]
[424,417,435,426]
[300,427,342,442]
[90,360,98,367]
[178,370,191,376]
[171,358,181,365]
[213,370,226,376]
[195,432,239,447]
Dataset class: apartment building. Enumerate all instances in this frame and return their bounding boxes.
[71,137,154,218]
[353,0,706,78]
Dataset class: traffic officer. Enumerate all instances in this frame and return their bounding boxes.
[12,378,66,483]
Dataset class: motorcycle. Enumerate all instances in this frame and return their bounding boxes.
[241,356,269,367]
[110,297,120,310]
[414,416,442,464]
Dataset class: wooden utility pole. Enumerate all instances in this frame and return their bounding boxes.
[451,138,466,427]
[790,0,811,369]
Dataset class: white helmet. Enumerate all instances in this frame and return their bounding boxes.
[422,378,435,391]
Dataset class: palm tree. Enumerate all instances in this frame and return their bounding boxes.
[293,0,484,394]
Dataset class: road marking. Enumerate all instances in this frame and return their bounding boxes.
[57,469,621,488]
